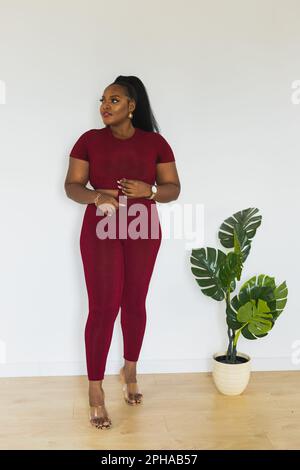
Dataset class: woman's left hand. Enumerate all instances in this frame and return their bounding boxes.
[117,178,152,198]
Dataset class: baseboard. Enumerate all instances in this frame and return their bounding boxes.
[0,356,299,378]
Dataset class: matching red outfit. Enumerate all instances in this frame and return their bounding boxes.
[69,125,175,380]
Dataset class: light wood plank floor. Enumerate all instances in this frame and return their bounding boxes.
[0,371,299,450]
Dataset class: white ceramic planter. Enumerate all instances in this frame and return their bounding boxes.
[212,351,251,396]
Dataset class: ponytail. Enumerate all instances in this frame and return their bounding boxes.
[111,75,160,133]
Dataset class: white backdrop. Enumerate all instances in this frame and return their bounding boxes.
[0,0,299,378]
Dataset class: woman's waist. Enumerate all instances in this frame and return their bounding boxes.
[92,181,156,202]
[85,196,157,213]
[94,188,156,204]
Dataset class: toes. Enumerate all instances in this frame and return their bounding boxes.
[126,397,137,405]
[127,391,143,404]
[91,417,101,427]
[134,392,143,403]
[91,416,112,429]
[128,393,137,404]
[128,398,140,405]
[97,421,111,429]
[101,421,111,429]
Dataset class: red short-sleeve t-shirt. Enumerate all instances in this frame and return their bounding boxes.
[69,126,175,190]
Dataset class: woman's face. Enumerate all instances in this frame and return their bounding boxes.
[100,85,135,125]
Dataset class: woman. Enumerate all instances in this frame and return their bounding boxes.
[64,75,181,430]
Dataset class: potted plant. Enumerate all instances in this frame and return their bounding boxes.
[190,207,288,395]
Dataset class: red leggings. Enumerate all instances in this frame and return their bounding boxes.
[79,191,162,380]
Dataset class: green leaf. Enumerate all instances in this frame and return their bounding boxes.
[226,302,244,330]
[233,228,244,280]
[218,207,262,262]
[219,252,242,293]
[240,274,276,291]
[239,275,287,321]
[273,281,288,320]
[237,302,253,322]
[227,276,288,340]
[190,247,227,301]
[237,299,273,336]
[241,325,257,340]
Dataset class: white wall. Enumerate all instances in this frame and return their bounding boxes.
[0,0,299,378]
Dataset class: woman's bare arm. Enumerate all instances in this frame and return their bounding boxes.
[64,157,121,212]
[154,162,181,203]
[64,157,99,204]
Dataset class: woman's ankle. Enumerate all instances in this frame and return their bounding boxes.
[89,382,105,406]
[123,366,137,383]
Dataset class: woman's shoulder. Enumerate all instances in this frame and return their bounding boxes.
[141,129,175,162]
[85,127,106,135]
[78,127,107,141]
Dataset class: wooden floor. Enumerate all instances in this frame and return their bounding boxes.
[0,370,299,450]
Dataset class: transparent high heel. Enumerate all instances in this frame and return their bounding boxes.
[89,388,112,429]
[119,366,143,405]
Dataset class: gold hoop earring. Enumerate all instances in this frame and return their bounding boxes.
[128,112,133,119]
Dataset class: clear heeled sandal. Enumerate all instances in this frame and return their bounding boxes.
[89,389,112,429]
[119,367,143,405]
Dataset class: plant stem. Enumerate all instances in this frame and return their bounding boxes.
[233,329,241,348]
[225,289,235,362]
[232,343,237,362]
[226,327,233,361]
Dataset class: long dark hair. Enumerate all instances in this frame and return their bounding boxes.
[106,75,160,133]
